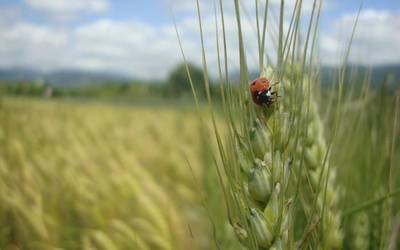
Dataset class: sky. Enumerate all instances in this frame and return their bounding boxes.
[0,0,399,79]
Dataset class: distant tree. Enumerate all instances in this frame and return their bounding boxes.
[166,63,205,97]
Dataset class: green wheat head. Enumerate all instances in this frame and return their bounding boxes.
[175,0,347,249]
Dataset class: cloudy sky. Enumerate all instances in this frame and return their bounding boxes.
[0,0,399,79]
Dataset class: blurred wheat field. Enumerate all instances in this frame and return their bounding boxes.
[0,89,399,250]
[0,97,229,250]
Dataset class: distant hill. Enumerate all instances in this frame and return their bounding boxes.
[0,65,399,88]
[0,68,41,82]
[0,68,133,86]
[244,65,400,88]
[320,65,400,88]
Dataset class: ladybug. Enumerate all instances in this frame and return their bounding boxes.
[249,77,279,107]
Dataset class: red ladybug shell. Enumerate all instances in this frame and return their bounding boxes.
[249,77,270,105]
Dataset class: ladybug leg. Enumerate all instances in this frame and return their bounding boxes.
[270,81,280,87]
[270,91,281,98]
[269,81,279,92]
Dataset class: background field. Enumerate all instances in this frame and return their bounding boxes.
[0,97,238,249]
[0,80,399,249]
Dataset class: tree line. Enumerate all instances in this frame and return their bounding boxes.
[0,63,223,102]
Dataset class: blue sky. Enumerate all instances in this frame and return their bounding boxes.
[0,0,399,79]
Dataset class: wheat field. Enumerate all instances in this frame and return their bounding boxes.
[0,97,234,250]
[0,85,399,250]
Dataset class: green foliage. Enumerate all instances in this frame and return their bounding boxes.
[165,63,222,101]
[0,81,48,96]
[166,63,205,98]
[0,63,223,102]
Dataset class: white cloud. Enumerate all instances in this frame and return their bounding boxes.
[321,9,400,65]
[25,0,109,19]
[0,5,254,79]
[0,22,70,70]
[0,0,317,79]
[0,3,398,80]
[0,18,192,79]
[72,19,186,78]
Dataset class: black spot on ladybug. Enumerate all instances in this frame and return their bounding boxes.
[256,89,276,107]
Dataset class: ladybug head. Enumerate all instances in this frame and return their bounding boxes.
[250,77,270,92]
